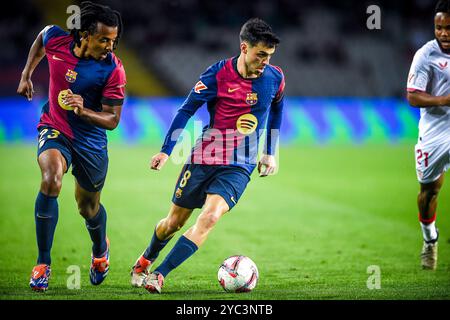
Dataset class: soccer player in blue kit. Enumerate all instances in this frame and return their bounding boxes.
[130,18,285,293]
[17,2,126,291]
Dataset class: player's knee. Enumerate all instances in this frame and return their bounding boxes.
[40,173,63,196]
[198,210,220,230]
[76,199,99,219]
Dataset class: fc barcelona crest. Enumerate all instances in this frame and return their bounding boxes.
[246,92,258,105]
[65,69,78,83]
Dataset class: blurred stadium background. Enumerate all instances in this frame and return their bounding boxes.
[0,0,434,144]
[1,0,449,300]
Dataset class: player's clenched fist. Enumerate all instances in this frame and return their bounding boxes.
[150,152,169,170]
[63,90,85,116]
[17,77,34,101]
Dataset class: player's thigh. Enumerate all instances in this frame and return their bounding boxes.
[172,164,208,209]
[72,148,108,193]
[420,173,445,194]
[37,127,71,190]
[415,142,449,184]
[203,194,230,215]
[74,180,101,218]
[204,167,250,211]
[38,149,68,177]
[194,194,230,230]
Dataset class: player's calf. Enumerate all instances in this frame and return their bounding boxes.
[185,202,227,247]
[417,178,442,270]
[159,217,184,238]
[418,188,440,220]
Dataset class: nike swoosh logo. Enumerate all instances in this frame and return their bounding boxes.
[230,196,236,204]
[86,224,101,230]
[228,87,240,93]
[93,182,102,188]
[52,55,64,61]
[36,213,51,219]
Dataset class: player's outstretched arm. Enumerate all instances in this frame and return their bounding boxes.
[261,68,284,178]
[407,91,450,108]
[17,28,46,101]
[150,152,169,171]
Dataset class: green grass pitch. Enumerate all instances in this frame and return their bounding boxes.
[0,144,449,300]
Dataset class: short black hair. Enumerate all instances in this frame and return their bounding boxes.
[435,0,450,14]
[70,1,123,49]
[239,18,280,48]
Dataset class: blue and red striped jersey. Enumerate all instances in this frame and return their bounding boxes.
[161,57,285,174]
[38,25,126,152]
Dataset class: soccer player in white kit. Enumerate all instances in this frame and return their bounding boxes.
[406,0,450,270]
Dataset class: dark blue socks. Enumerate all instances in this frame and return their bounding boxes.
[143,229,173,262]
[35,192,59,265]
[35,193,108,263]
[154,235,198,277]
[85,204,107,257]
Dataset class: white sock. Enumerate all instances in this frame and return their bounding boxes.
[420,221,438,242]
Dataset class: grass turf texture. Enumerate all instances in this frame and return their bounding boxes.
[0,144,449,300]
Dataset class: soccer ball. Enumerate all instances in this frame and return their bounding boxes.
[218,255,259,292]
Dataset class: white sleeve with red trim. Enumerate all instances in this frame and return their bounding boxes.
[407,47,431,93]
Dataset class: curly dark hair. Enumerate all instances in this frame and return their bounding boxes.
[70,1,123,49]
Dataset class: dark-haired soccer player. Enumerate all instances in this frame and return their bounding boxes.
[406,0,450,270]
[17,1,126,291]
[130,18,285,293]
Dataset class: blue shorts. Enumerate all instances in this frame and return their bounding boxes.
[37,126,108,192]
[172,163,251,210]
